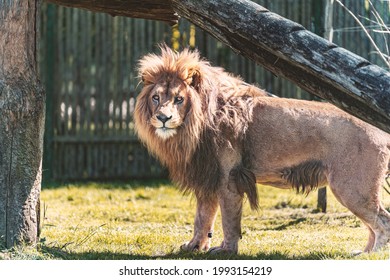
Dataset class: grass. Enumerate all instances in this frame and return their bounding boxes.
[1,180,389,260]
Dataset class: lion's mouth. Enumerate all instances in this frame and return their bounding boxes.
[155,127,177,140]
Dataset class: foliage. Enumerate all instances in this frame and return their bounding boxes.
[1,181,389,260]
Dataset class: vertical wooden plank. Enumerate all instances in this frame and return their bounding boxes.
[54,7,64,179]
[85,10,93,179]
[111,16,117,139]
[91,13,99,178]
[118,17,125,137]
[125,18,132,143]
[63,7,71,179]
[72,8,80,178]
[110,17,117,177]
[99,14,106,178]
[119,17,128,178]
[43,4,57,182]
[79,8,87,142]
[104,14,111,136]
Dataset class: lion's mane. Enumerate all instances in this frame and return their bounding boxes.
[134,46,268,209]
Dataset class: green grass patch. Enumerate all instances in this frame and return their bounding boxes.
[1,181,389,260]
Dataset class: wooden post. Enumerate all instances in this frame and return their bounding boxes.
[312,0,335,213]
[0,0,44,247]
[317,0,335,213]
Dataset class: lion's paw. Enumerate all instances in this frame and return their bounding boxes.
[180,240,210,252]
[208,244,238,255]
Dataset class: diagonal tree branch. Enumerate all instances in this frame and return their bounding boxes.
[171,0,390,133]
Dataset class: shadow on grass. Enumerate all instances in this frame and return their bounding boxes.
[268,218,307,231]
[38,245,339,261]
[42,179,172,191]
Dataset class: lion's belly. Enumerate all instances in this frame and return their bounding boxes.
[245,99,341,190]
[255,173,292,189]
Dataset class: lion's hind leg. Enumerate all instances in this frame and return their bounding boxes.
[371,209,390,251]
[328,156,390,253]
[361,222,376,253]
[331,186,390,252]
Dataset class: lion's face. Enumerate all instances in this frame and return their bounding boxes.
[143,76,193,140]
[134,46,204,155]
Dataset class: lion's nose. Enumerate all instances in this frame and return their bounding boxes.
[157,114,172,124]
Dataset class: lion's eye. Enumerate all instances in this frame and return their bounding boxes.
[152,95,160,103]
[174,96,184,104]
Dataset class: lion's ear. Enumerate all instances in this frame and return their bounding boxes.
[187,68,201,90]
[141,73,153,86]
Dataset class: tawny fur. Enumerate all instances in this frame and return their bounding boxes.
[134,45,390,254]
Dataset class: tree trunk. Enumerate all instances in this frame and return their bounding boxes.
[0,0,44,248]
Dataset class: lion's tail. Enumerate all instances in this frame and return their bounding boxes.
[229,166,259,210]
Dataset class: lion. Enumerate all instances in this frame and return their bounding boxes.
[134,45,390,255]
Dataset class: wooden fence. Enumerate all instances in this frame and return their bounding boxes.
[39,0,389,181]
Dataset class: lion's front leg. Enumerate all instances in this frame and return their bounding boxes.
[209,187,243,254]
[181,195,218,252]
